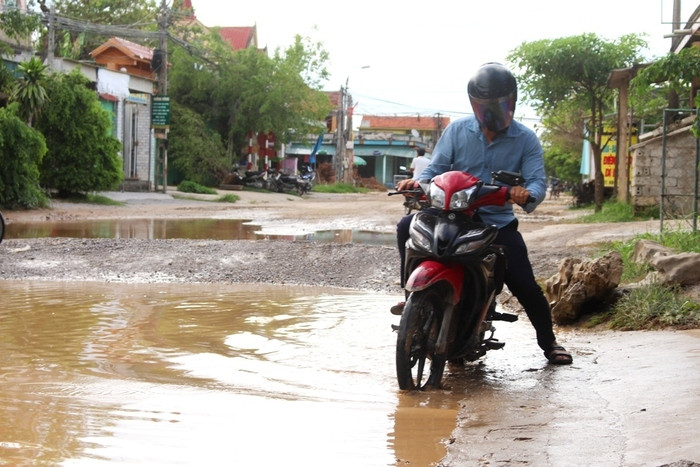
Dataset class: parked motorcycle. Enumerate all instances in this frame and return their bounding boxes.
[268,168,314,196]
[389,170,532,390]
[226,164,268,189]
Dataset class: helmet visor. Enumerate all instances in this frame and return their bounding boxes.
[470,94,515,132]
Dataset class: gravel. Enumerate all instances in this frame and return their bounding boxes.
[0,237,403,292]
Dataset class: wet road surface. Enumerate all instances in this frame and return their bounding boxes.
[2,279,699,466]
[0,280,460,466]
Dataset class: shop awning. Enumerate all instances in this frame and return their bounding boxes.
[285,144,336,156]
[354,146,416,158]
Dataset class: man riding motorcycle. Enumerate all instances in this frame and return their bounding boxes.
[395,62,572,365]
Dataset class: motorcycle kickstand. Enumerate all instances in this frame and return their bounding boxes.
[483,327,505,350]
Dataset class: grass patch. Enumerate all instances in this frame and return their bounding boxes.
[172,193,239,203]
[588,229,700,330]
[62,193,125,206]
[601,229,700,283]
[312,182,369,194]
[589,283,700,330]
[217,193,239,203]
[577,201,658,223]
[177,181,217,195]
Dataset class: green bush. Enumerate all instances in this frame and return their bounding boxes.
[0,106,49,209]
[34,70,122,196]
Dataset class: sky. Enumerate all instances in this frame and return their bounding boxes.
[190,0,698,124]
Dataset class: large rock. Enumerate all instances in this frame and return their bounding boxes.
[545,251,623,324]
[632,239,674,263]
[634,239,700,286]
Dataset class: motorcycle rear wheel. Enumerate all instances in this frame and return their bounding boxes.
[395,289,445,390]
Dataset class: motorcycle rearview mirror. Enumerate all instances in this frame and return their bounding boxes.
[491,170,525,186]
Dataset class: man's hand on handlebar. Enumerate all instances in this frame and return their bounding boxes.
[508,185,532,205]
[396,178,419,192]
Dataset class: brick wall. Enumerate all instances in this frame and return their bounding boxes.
[630,121,699,216]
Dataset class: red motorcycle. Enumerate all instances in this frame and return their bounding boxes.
[390,170,531,390]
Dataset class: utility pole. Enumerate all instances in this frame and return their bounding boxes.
[153,0,170,193]
[668,0,682,109]
[334,84,346,182]
[344,90,354,183]
[46,5,55,68]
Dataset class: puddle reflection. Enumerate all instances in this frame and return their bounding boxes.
[0,280,463,466]
[5,218,394,245]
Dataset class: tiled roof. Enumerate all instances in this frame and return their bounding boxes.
[90,36,153,61]
[219,26,256,50]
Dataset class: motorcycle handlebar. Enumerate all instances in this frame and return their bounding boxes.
[505,187,536,206]
[387,189,422,197]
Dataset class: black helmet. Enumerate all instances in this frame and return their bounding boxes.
[467,63,517,132]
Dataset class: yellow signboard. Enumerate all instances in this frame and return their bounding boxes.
[601,125,638,187]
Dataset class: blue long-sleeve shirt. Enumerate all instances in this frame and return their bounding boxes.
[420,116,546,228]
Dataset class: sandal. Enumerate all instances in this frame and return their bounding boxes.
[545,344,573,365]
[390,302,405,316]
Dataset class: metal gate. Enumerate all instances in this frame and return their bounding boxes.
[660,108,699,233]
[123,103,139,179]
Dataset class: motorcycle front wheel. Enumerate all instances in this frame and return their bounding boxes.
[395,289,445,390]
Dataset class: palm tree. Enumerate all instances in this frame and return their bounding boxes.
[11,57,49,127]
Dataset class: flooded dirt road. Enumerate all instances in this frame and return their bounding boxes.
[2,191,699,465]
[2,279,699,466]
[0,280,415,465]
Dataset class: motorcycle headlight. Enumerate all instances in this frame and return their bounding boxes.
[410,228,432,251]
[429,184,445,209]
[454,238,489,255]
[449,186,478,210]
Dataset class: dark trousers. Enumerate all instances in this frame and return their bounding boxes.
[396,213,556,351]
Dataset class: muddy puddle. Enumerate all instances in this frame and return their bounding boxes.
[4,219,394,245]
[0,280,475,466]
[4,279,699,465]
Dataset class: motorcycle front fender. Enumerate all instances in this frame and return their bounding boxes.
[405,260,464,305]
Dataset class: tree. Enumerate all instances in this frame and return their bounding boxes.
[539,104,589,184]
[46,0,159,60]
[34,70,122,196]
[168,31,332,169]
[168,102,228,186]
[508,33,647,211]
[0,61,14,101]
[10,57,49,127]
[631,47,700,138]
[0,105,49,209]
[0,5,41,53]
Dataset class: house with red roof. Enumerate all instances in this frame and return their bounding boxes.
[179,0,260,52]
[90,37,156,79]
